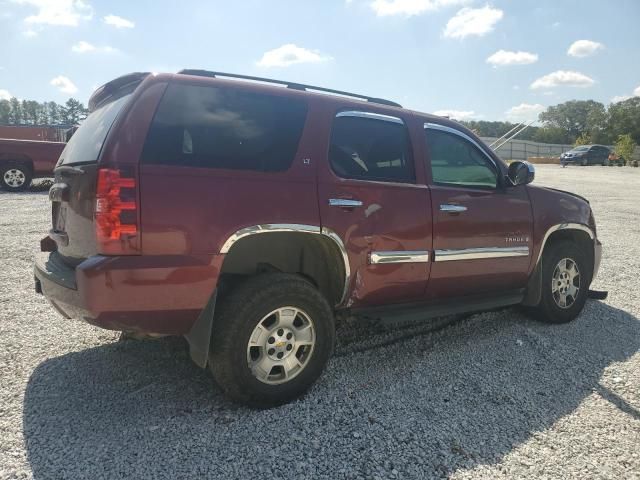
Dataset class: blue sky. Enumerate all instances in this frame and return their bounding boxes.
[1,0,639,122]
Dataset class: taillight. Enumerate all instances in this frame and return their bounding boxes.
[95,167,140,254]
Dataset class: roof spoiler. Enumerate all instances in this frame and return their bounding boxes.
[88,72,150,112]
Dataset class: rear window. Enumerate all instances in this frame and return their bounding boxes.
[141,83,307,172]
[57,93,131,166]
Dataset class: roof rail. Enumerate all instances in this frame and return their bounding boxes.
[177,69,402,108]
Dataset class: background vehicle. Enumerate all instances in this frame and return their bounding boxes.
[34,71,603,407]
[0,138,65,191]
[608,151,626,166]
[560,145,610,166]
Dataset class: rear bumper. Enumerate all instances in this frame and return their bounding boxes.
[34,251,223,335]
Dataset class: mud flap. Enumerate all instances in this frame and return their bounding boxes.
[184,289,217,368]
[522,264,542,306]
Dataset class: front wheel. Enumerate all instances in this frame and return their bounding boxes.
[1,163,32,191]
[208,273,335,408]
[531,240,590,324]
[581,158,588,166]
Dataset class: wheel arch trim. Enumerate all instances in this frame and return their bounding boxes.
[219,223,351,307]
[535,223,595,268]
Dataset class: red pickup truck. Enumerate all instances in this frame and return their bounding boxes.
[34,71,603,407]
[0,138,64,191]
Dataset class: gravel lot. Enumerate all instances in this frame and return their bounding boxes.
[1,165,639,479]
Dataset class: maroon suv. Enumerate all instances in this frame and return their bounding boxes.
[34,71,603,407]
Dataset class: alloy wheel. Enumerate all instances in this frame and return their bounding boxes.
[246,306,316,385]
[3,169,26,188]
[551,258,581,309]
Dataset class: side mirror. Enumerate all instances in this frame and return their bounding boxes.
[507,161,535,186]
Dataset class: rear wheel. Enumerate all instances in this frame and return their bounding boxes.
[531,240,589,324]
[208,273,335,408]
[1,163,32,191]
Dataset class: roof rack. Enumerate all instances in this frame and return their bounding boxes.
[177,69,402,108]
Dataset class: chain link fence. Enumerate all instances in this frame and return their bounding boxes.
[480,137,640,162]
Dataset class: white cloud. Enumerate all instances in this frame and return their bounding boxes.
[611,95,631,104]
[370,0,466,17]
[13,0,92,26]
[433,109,476,120]
[257,44,332,68]
[103,14,134,28]
[50,75,78,94]
[611,85,640,103]
[444,6,503,39]
[0,89,12,101]
[23,28,38,37]
[567,40,604,58]
[71,40,117,54]
[486,49,538,66]
[506,103,544,122]
[530,70,594,90]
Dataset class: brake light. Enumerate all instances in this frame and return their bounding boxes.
[95,167,140,254]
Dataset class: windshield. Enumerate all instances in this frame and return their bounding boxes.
[57,93,132,166]
[572,146,590,152]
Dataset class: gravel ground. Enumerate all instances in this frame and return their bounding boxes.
[1,165,639,479]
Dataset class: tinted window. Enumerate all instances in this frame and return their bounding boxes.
[329,113,414,183]
[426,128,497,188]
[141,84,307,172]
[58,93,131,165]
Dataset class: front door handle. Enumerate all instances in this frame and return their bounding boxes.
[440,204,467,213]
[329,198,363,208]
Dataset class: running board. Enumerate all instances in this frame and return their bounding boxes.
[350,290,525,323]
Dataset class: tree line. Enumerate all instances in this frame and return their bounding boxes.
[465,97,640,146]
[0,97,89,126]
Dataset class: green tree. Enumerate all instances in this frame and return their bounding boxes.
[61,98,88,124]
[607,97,640,144]
[614,134,636,162]
[9,97,22,124]
[532,126,568,144]
[574,132,592,146]
[538,100,606,143]
[0,100,10,124]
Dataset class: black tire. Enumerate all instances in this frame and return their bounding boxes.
[208,273,335,408]
[581,158,588,166]
[0,163,32,192]
[532,240,590,324]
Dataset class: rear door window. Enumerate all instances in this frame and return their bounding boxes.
[141,83,308,172]
[58,93,131,165]
[329,112,415,183]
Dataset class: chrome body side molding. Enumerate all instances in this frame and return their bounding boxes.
[435,246,529,262]
[369,251,430,264]
[219,224,351,307]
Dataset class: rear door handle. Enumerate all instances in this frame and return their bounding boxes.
[440,204,467,213]
[329,198,363,208]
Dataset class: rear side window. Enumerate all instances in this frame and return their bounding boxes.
[329,112,415,183]
[141,83,307,172]
[58,93,131,165]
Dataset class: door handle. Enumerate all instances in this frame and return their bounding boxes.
[440,204,467,213]
[329,198,363,208]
